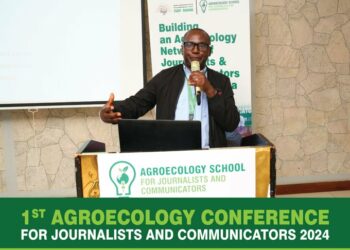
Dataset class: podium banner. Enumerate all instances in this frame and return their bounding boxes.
[148,0,252,135]
[97,148,256,198]
[76,145,272,198]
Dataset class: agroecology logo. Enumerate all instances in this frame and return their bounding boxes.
[158,5,168,15]
[199,0,208,13]
[109,161,136,197]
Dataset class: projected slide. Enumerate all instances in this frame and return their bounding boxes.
[0,0,144,108]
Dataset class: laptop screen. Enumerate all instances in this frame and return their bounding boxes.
[118,119,202,152]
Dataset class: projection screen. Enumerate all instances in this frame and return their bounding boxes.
[0,0,145,109]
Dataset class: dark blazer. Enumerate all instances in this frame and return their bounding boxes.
[115,64,240,148]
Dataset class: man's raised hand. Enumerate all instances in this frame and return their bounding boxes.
[99,93,122,124]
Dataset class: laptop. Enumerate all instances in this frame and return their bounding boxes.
[118,119,201,152]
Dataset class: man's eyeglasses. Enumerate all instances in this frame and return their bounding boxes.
[183,41,210,51]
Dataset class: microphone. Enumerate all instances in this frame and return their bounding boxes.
[191,60,201,105]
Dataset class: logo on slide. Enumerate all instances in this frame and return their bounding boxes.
[109,161,136,197]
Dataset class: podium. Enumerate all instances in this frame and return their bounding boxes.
[75,134,276,198]
[241,133,276,197]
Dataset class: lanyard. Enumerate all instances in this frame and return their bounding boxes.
[187,80,197,120]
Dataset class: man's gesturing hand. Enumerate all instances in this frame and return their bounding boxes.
[99,93,122,124]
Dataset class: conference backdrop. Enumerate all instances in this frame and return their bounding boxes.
[148,0,252,135]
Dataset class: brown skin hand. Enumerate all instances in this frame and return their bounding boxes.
[99,93,122,124]
[182,29,217,98]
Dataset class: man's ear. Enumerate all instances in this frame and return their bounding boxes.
[181,45,184,55]
[209,45,213,56]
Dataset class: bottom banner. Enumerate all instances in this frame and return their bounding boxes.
[0,198,349,248]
